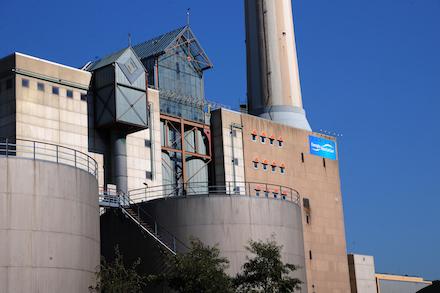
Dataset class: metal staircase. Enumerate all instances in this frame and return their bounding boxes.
[100,190,182,255]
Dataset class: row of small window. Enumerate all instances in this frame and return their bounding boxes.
[254,189,289,200]
[21,78,87,101]
[251,131,284,147]
[253,160,286,174]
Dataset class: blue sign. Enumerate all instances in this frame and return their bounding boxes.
[309,136,337,160]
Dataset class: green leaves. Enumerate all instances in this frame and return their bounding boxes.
[154,238,233,293]
[89,246,147,293]
[92,238,302,292]
[234,239,302,293]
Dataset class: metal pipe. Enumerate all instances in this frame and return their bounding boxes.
[148,102,155,181]
[110,131,128,193]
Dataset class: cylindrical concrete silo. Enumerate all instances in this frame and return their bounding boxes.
[245,0,312,131]
[0,150,100,292]
[141,195,307,291]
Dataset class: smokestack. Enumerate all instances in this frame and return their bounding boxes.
[245,0,311,131]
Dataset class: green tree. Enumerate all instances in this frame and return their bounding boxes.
[149,238,233,293]
[233,239,302,293]
[89,246,147,293]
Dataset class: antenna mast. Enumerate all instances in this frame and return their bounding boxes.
[187,8,191,26]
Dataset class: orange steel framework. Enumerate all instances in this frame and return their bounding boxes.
[160,114,212,184]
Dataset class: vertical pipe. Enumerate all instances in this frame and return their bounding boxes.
[149,102,155,181]
[110,131,128,193]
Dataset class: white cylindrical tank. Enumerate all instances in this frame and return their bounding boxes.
[245,0,312,131]
[0,158,100,293]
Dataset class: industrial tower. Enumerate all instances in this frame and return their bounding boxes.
[0,1,351,292]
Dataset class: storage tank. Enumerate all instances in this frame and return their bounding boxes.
[0,140,100,292]
[141,194,308,291]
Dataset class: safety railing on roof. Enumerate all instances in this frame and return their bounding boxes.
[128,181,301,206]
[0,138,98,178]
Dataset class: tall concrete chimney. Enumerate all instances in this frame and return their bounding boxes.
[245,0,311,131]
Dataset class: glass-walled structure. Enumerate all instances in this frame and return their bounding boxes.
[134,26,212,124]
[133,26,213,188]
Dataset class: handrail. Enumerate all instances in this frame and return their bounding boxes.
[0,138,98,178]
[99,188,188,254]
[128,181,301,206]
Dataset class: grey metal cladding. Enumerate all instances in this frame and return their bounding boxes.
[133,27,186,59]
[115,49,146,86]
[95,86,116,126]
[117,59,143,84]
[87,48,126,71]
[115,86,147,126]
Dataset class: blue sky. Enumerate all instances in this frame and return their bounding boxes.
[1,0,439,280]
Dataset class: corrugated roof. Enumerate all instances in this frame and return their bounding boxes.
[133,26,186,60]
[87,47,129,71]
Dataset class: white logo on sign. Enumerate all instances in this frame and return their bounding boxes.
[311,142,335,154]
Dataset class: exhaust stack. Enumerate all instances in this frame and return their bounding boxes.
[245,0,311,131]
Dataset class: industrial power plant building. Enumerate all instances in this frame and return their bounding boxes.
[0,0,351,292]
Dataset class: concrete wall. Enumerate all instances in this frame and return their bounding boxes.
[213,110,351,293]
[126,88,162,191]
[348,254,377,293]
[0,54,16,139]
[211,109,245,189]
[0,158,100,293]
[142,195,308,291]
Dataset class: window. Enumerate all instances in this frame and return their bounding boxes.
[37,82,45,92]
[303,198,310,209]
[66,90,73,98]
[52,86,59,95]
[144,139,151,147]
[233,158,239,166]
[80,93,87,101]
[260,136,266,144]
[269,138,275,145]
[309,250,313,260]
[280,166,285,174]
[231,130,237,137]
[273,192,278,199]
[278,140,284,148]
[6,79,12,89]
[253,162,259,170]
[301,152,305,163]
[145,171,152,179]
[22,78,29,88]
[251,134,257,141]
[271,165,276,173]
[323,158,326,168]
[264,191,270,197]
[255,190,260,197]
[262,163,268,171]
[306,214,311,224]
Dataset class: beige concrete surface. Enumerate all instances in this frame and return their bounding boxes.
[0,158,100,293]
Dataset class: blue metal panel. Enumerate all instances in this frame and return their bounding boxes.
[309,135,337,160]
